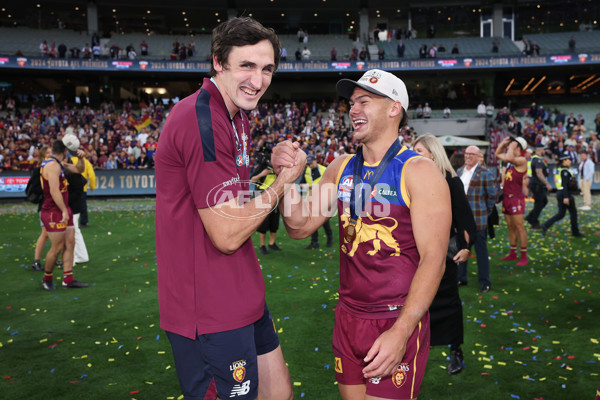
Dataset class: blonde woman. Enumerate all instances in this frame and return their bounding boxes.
[413,134,477,374]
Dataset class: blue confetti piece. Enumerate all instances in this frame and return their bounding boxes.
[81,374,88,379]
[50,368,55,373]
[156,334,160,341]
[301,393,305,398]
[118,345,124,349]
[321,304,327,309]
[315,347,319,351]
[284,316,290,320]
[510,394,520,399]
[324,364,330,370]
[11,331,19,335]
[267,275,272,278]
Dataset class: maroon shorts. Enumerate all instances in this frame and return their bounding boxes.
[41,208,73,232]
[332,304,430,399]
[502,195,525,215]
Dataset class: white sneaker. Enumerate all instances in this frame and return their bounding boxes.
[578,206,591,211]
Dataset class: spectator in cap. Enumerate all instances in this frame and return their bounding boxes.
[526,143,553,229]
[541,152,584,237]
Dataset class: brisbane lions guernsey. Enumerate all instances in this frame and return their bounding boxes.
[40,157,69,213]
[336,146,422,319]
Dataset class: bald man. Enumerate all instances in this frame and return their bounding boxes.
[456,146,497,293]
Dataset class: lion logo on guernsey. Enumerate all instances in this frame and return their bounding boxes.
[340,210,401,257]
[392,364,410,388]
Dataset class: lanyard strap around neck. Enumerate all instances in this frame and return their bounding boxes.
[349,139,401,223]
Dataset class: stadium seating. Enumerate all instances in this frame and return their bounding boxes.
[522,30,600,55]
[377,36,522,59]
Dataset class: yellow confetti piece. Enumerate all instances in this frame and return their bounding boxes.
[40,338,48,343]
[87,363,92,367]
[523,375,530,380]
[591,338,599,344]
[559,376,568,380]
[497,362,506,366]
[158,351,166,354]
[514,360,523,365]
[552,340,560,344]
[483,365,492,369]
[166,365,172,370]
[82,355,88,359]
[108,358,115,362]
[293,382,302,386]
[539,377,546,381]
[178,395,184,400]
[145,381,153,385]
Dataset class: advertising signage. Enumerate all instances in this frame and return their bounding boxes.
[1,53,599,74]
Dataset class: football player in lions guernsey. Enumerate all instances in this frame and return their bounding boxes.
[273,69,451,399]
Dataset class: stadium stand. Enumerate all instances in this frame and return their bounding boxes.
[522,30,600,55]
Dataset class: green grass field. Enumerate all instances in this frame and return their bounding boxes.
[0,197,598,400]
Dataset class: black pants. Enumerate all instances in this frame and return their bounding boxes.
[543,194,580,235]
[310,218,332,244]
[80,191,89,226]
[526,185,548,225]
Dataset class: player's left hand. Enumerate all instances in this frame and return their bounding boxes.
[76,149,85,158]
[362,327,408,379]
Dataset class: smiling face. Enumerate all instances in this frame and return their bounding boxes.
[348,87,396,145]
[212,39,275,116]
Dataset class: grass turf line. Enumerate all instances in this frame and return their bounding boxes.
[0,196,598,399]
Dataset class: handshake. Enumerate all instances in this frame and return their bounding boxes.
[270,140,307,184]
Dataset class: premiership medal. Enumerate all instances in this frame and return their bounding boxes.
[344,221,357,243]
[346,139,402,246]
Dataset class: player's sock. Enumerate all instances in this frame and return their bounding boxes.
[43,271,53,282]
[516,248,528,266]
[63,271,74,284]
[499,246,518,261]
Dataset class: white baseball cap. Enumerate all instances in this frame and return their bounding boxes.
[514,136,528,151]
[62,133,80,156]
[336,69,409,111]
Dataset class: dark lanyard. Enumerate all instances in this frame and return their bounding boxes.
[349,139,402,224]
[48,156,65,173]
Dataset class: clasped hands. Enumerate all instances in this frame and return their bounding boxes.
[271,140,307,183]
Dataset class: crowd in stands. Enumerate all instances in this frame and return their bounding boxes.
[1,94,598,177]
[33,34,196,61]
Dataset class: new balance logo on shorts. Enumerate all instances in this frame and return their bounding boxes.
[230,380,251,397]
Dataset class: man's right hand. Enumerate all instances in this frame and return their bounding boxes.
[278,148,307,184]
[271,140,300,175]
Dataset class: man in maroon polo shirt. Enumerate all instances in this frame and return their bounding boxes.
[155,17,305,400]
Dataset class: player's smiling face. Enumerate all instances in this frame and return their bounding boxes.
[213,40,275,116]
[348,87,391,144]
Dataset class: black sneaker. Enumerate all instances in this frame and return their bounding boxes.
[448,347,464,375]
[572,232,585,238]
[305,242,319,250]
[32,261,43,271]
[479,284,491,293]
[268,243,282,251]
[326,238,333,247]
[541,226,548,236]
[259,246,268,255]
[457,280,467,287]
[62,280,89,288]
[42,280,56,291]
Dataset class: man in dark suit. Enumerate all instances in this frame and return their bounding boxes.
[457,146,497,293]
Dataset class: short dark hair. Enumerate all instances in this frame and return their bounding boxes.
[52,139,66,155]
[209,17,280,77]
